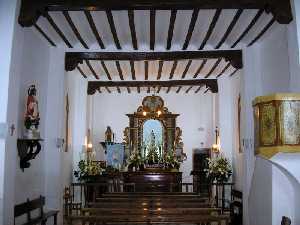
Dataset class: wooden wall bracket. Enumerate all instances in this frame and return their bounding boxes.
[18,0,292,27]
[17,139,43,171]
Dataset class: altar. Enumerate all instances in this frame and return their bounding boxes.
[122,171,182,192]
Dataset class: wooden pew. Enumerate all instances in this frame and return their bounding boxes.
[66,214,230,225]
[14,196,59,225]
[81,207,222,215]
[66,192,229,225]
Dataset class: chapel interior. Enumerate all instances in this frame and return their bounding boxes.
[1,1,300,225]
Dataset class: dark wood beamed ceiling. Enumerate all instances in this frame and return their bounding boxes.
[65,50,243,71]
[19,0,292,27]
[87,79,218,95]
[18,0,292,52]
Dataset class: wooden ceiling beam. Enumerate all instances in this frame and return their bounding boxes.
[19,0,292,27]
[199,9,222,50]
[116,86,121,93]
[195,85,202,93]
[128,10,138,50]
[105,87,111,93]
[106,10,122,49]
[85,60,99,79]
[185,86,193,93]
[182,9,199,50]
[156,86,161,93]
[205,58,222,78]
[76,66,87,78]
[150,10,156,50]
[157,60,164,80]
[193,59,207,78]
[63,11,89,49]
[65,50,243,71]
[216,62,231,78]
[130,60,136,80]
[166,87,171,93]
[115,61,124,80]
[144,61,149,80]
[87,79,218,95]
[229,68,239,77]
[100,61,112,80]
[169,60,178,80]
[247,17,275,47]
[215,9,243,49]
[44,13,73,48]
[166,10,177,50]
[34,23,56,47]
[231,9,263,48]
[176,86,182,94]
[84,11,105,49]
[181,60,192,79]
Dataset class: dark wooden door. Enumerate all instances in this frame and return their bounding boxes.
[191,148,210,195]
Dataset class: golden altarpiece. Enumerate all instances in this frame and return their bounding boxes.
[123,95,185,161]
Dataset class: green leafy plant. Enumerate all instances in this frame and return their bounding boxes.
[205,155,232,182]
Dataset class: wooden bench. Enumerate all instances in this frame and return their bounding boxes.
[14,196,59,225]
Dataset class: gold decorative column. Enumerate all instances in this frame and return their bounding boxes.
[253,93,300,158]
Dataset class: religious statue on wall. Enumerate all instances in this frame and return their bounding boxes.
[24,85,40,139]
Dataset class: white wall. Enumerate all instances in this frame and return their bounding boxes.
[1,6,72,224]
[89,93,214,182]
[0,1,19,224]
[242,14,300,225]
[218,74,242,190]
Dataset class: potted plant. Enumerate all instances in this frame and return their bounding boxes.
[205,155,232,183]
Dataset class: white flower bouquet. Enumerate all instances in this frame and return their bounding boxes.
[205,155,232,182]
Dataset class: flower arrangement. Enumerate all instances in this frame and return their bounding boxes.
[74,160,104,182]
[163,152,180,170]
[205,155,232,182]
[127,152,144,168]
